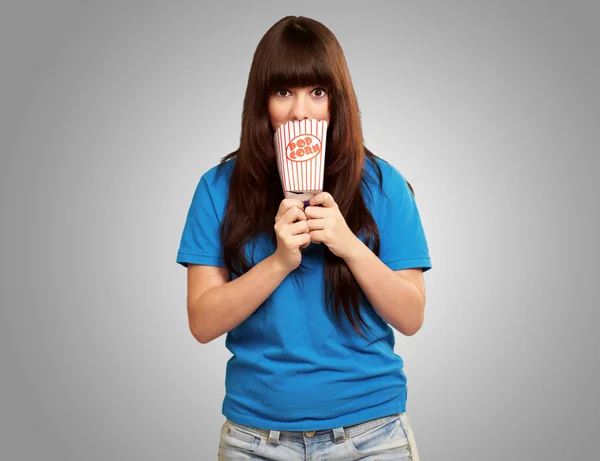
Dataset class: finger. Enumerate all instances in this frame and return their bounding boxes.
[275,199,305,222]
[306,218,326,231]
[308,192,337,208]
[309,230,325,244]
[282,206,306,224]
[289,233,311,249]
[287,219,309,236]
[300,233,312,249]
[275,209,303,234]
[283,198,305,210]
[304,205,329,219]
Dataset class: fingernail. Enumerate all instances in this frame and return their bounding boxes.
[303,200,310,208]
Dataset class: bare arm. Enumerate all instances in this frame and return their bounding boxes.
[187,256,289,344]
[186,198,310,344]
[304,191,427,336]
[343,238,426,336]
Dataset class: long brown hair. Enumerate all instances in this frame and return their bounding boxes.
[216,16,413,336]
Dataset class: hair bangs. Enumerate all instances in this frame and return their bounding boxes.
[264,32,335,93]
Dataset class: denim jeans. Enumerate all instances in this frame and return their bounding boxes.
[218,412,420,460]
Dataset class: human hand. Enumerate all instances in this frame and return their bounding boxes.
[304,192,360,259]
[272,198,311,273]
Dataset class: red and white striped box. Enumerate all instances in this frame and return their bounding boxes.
[274,119,328,201]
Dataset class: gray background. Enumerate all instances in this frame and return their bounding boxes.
[1,0,598,460]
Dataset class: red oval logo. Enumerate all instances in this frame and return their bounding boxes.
[286,134,322,162]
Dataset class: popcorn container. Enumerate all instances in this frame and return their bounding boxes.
[274,119,328,202]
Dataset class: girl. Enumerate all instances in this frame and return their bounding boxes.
[177,16,432,461]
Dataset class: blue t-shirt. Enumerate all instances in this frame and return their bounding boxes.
[176,155,432,431]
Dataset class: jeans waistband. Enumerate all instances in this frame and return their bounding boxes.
[227,413,401,444]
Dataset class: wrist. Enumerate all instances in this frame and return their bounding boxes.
[341,235,367,263]
[267,254,293,277]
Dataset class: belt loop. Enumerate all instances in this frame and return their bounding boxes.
[268,430,280,445]
[332,426,345,444]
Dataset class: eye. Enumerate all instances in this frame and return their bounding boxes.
[312,88,327,98]
[274,89,290,97]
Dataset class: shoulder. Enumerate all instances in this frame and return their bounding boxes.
[187,158,236,218]
[363,155,409,199]
[200,157,236,191]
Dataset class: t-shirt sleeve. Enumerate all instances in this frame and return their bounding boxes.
[378,169,432,272]
[176,174,225,268]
